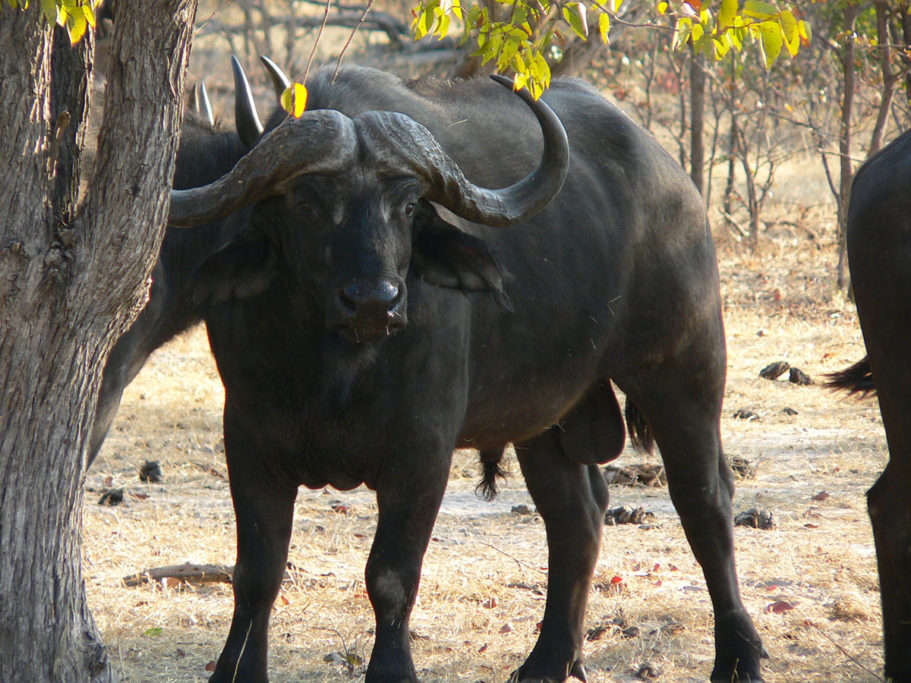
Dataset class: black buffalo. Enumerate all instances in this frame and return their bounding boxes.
[157,59,765,682]
[88,63,269,465]
[827,129,911,682]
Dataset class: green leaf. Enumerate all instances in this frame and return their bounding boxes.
[598,11,610,43]
[511,3,527,26]
[40,0,56,23]
[562,2,588,40]
[672,17,692,50]
[743,0,777,20]
[497,35,520,71]
[143,627,163,637]
[758,19,783,66]
[691,21,705,51]
[436,11,451,38]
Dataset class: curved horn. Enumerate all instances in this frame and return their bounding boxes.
[169,109,358,227]
[197,82,214,127]
[232,55,264,148]
[260,55,292,99]
[356,76,569,227]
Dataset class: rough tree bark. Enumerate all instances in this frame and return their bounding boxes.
[689,48,706,197]
[0,1,197,681]
[834,3,859,290]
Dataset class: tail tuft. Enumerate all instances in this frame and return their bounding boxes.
[625,397,655,454]
[824,356,876,398]
[476,447,508,501]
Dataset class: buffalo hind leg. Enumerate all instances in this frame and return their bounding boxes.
[210,417,298,683]
[625,379,764,682]
[513,426,610,682]
[868,460,911,681]
[365,454,451,682]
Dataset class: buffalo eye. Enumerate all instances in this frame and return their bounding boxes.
[404,202,416,217]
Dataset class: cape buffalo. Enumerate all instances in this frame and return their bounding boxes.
[827,128,911,682]
[162,59,765,682]
[88,70,260,466]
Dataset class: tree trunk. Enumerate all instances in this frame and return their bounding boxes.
[835,3,859,290]
[689,48,706,196]
[870,0,896,154]
[0,2,197,681]
[901,0,911,109]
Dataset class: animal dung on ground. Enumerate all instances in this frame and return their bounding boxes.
[605,505,656,526]
[98,488,124,506]
[734,508,776,530]
[788,367,813,385]
[732,409,760,421]
[635,662,661,680]
[139,460,163,483]
[730,456,758,480]
[759,360,790,380]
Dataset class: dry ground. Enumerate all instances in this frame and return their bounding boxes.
[84,190,889,683]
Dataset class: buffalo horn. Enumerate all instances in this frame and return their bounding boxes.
[197,82,214,127]
[356,76,570,227]
[231,55,264,148]
[260,55,292,99]
[168,109,358,227]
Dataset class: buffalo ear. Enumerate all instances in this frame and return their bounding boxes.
[190,233,277,309]
[412,206,513,311]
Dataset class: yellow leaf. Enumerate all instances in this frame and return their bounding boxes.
[82,1,95,27]
[513,72,528,92]
[713,34,731,59]
[657,1,668,15]
[280,83,308,118]
[718,0,736,30]
[798,19,811,45]
[599,11,610,43]
[779,8,799,56]
[66,11,87,44]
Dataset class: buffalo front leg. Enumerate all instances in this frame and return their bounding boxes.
[210,419,298,683]
[365,460,450,682]
[513,427,610,682]
[868,460,911,682]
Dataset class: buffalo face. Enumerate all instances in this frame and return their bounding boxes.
[169,60,570,344]
[268,172,420,343]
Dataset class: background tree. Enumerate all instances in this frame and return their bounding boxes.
[0,1,197,680]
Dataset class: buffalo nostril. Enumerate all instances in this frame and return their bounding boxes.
[340,280,401,314]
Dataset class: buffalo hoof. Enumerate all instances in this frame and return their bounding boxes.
[711,608,766,682]
[508,658,587,682]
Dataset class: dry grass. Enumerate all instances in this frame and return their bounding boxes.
[84,32,887,682]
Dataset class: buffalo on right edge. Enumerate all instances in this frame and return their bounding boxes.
[827,129,911,683]
[163,58,764,682]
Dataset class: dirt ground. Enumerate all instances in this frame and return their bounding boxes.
[83,24,890,682]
